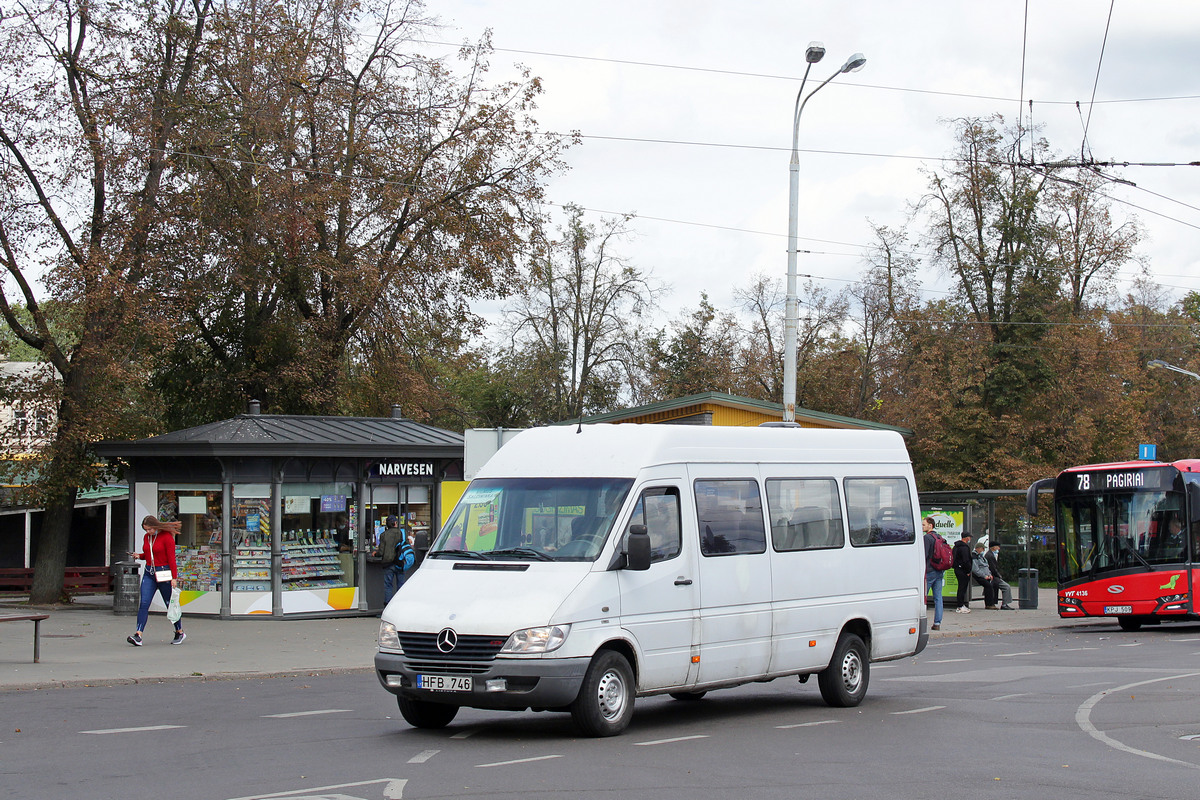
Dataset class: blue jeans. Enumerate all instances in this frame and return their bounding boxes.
[136,570,182,633]
[925,569,945,624]
[383,565,407,603]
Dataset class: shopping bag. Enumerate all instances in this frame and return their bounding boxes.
[166,587,182,623]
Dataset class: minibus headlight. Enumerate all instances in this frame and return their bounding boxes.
[378,621,402,652]
[501,625,570,654]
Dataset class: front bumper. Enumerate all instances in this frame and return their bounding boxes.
[375,650,590,710]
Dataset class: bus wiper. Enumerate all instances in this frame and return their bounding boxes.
[484,547,554,562]
[431,549,488,560]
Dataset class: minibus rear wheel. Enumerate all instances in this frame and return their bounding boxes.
[397,695,459,729]
[571,650,635,737]
[818,632,869,707]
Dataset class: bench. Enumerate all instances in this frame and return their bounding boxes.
[0,566,114,595]
[0,613,50,662]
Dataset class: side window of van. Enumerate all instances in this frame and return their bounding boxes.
[765,478,845,551]
[695,479,767,556]
[629,487,682,563]
[845,477,916,546]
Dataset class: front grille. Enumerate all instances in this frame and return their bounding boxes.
[403,660,493,675]
[398,632,506,661]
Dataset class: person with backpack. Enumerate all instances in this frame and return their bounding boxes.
[375,516,416,604]
[922,516,949,630]
[952,531,974,613]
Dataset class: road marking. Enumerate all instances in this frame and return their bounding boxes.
[927,658,971,663]
[1118,643,1144,647]
[1077,672,1200,771]
[892,706,944,715]
[990,693,1031,701]
[1058,647,1099,652]
[261,709,351,718]
[80,725,186,735]
[1171,638,1200,643]
[408,749,440,763]
[226,778,406,800]
[776,720,839,729]
[477,755,563,768]
[1067,682,1111,688]
[450,728,480,739]
[993,652,1037,658]
[634,734,710,746]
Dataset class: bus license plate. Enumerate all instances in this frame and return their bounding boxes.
[417,674,472,692]
[1104,605,1133,614]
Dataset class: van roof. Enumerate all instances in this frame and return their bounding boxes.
[477,424,911,478]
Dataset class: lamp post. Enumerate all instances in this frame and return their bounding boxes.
[1147,359,1200,381]
[782,46,866,422]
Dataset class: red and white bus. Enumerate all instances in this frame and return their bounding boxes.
[1027,459,1200,631]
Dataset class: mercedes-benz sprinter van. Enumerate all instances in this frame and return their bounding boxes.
[375,424,929,736]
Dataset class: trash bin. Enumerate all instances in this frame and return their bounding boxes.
[1018,568,1039,609]
[113,561,141,615]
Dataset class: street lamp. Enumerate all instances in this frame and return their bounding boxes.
[1147,359,1200,381]
[782,46,866,422]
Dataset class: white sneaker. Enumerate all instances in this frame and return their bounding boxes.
[962,607,971,614]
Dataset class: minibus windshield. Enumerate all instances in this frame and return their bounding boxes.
[431,478,633,562]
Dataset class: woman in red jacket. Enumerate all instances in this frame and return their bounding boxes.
[127,515,185,646]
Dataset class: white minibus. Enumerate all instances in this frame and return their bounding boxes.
[375,423,929,736]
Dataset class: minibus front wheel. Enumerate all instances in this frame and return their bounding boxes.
[571,650,635,737]
[397,695,459,729]
[818,632,869,708]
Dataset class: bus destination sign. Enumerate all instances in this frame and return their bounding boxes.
[1067,466,1175,493]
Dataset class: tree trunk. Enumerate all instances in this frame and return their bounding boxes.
[29,482,80,604]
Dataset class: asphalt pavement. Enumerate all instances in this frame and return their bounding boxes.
[0,587,1104,692]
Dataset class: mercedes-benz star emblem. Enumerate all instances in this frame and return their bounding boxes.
[436,628,458,653]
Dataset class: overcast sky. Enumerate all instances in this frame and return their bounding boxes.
[423,0,1200,328]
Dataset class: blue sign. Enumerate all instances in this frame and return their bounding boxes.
[320,494,347,512]
[1138,444,1157,461]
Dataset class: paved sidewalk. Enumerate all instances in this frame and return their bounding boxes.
[0,587,1104,691]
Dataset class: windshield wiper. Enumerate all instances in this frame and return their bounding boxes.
[483,547,554,562]
[431,549,488,560]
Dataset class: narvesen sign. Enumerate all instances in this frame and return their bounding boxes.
[372,461,436,479]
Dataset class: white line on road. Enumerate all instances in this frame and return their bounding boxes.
[927,658,971,663]
[450,729,480,739]
[634,734,710,746]
[990,693,1032,701]
[1118,643,1144,647]
[1058,647,1099,652]
[261,709,351,718]
[1067,681,1111,688]
[477,755,563,768]
[80,725,186,735]
[776,720,840,729]
[892,706,945,715]
[1077,672,1200,771]
[408,749,440,764]
[993,652,1038,658]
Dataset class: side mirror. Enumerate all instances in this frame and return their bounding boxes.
[1026,478,1055,517]
[625,524,651,571]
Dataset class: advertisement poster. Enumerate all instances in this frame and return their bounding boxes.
[923,506,966,597]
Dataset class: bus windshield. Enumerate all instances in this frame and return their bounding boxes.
[1056,488,1188,583]
[431,478,633,562]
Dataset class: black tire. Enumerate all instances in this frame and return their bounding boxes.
[818,633,869,708]
[1117,616,1142,632]
[571,650,635,737]
[669,691,707,701]
[396,695,459,729]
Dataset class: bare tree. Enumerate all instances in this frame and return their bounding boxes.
[503,206,660,421]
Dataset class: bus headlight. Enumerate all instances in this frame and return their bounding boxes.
[500,625,570,654]
[379,621,402,652]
